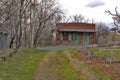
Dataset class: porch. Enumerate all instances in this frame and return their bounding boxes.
[56,31,96,45]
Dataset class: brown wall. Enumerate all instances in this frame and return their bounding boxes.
[56,40,72,45]
[56,32,96,45]
[60,40,72,45]
[56,30,60,45]
[89,32,96,44]
[79,32,83,44]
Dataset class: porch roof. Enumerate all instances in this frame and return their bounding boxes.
[59,29,96,32]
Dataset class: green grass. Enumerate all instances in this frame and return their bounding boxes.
[89,48,108,56]
[56,51,79,80]
[0,49,14,57]
[0,48,47,80]
[88,47,120,59]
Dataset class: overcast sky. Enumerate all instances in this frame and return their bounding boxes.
[58,0,120,23]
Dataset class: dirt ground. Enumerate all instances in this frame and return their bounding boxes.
[34,52,59,80]
[76,52,120,80]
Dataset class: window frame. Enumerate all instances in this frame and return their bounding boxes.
[62,32,68,40]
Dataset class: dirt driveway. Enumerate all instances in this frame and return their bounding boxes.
[34,52,59,80]
[34,50,100,80]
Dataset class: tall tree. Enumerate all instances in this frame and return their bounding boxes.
[32,0,62,47]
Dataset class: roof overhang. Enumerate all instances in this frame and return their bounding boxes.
[59,29,96,32]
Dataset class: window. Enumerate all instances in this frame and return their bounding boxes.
[62,32,68,40]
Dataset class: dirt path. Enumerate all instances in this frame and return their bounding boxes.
[34,52,59,80]
[34,50,101,80]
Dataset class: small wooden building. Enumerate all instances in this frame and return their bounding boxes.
[56,22,96,45]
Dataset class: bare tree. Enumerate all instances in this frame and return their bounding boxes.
[32,0,62,47]
[69,14,85,22]
[67,14,95,23]
[105,7,120,34]
[0,0,62,49]
[96,22,109,43]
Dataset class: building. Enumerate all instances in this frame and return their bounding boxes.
[56,22,96,45]
[0,32,8,50]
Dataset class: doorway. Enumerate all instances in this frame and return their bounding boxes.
[83,32,90,45]
[71,32,79,45]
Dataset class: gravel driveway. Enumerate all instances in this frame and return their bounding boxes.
[39,44,97,51]
[39,45,80,51]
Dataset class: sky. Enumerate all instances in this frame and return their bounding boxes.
[58,0,120,23]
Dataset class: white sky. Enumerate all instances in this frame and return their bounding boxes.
[58,0,120,23]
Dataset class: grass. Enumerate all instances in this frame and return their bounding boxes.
[0,48,114,80]
[0,49,14,57]
[87,47,120,80]
[70,49,110,80]
[34,50,80,80]
[90,66,110,80]
[0,48,47,80]
[89,48,108,56]
[55,51,79,80]
[88,47,120,59]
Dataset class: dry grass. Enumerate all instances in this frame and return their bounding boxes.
[88,47,120,80]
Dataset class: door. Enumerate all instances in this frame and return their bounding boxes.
[83,32,90,44]
[71,32,79,44]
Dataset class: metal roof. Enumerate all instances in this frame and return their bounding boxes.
[59,29,96,32]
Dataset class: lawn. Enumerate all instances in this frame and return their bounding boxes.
[0,48,47,80]
[88,47,120,60]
